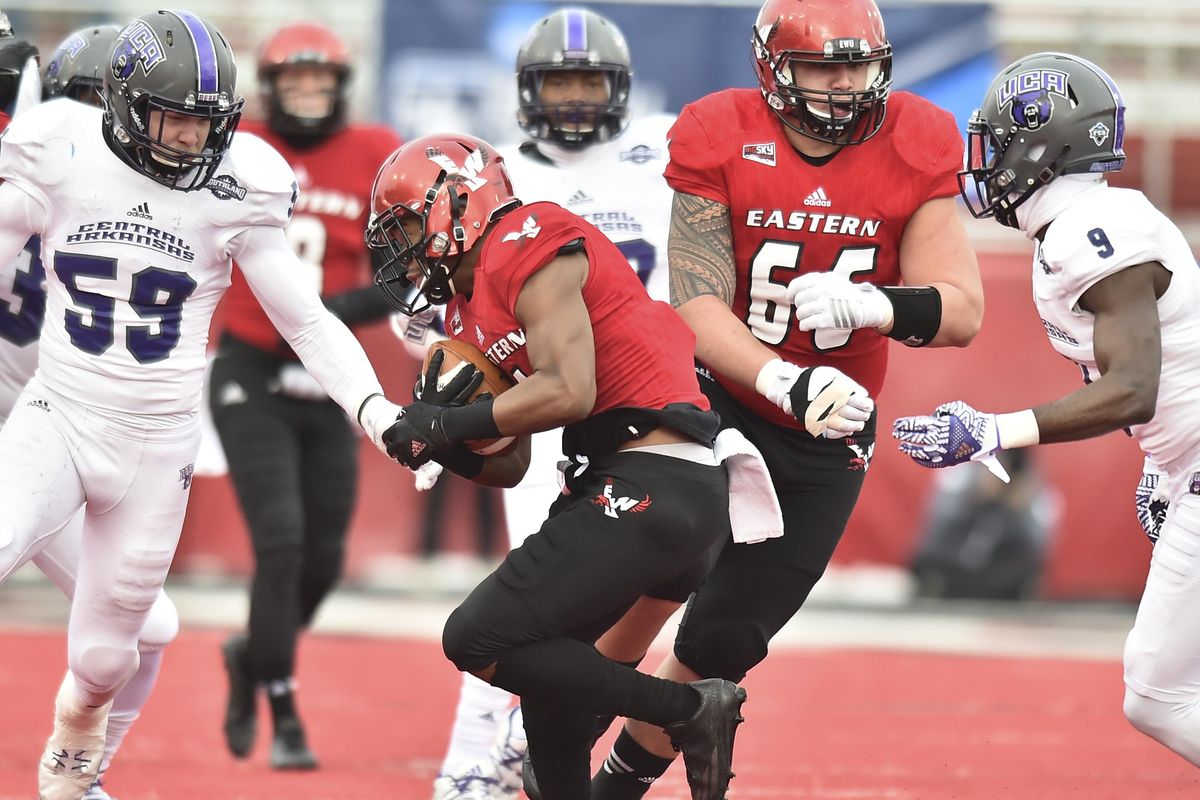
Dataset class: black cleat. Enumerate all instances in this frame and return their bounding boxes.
[664,679,747,800]
[221,634,257,758]
[271,717,319,770]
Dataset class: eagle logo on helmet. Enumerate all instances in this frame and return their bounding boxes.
[110,20,165,81]
[996,68,1069,131]
[426,147,488,192]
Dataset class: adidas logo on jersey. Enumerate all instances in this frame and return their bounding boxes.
[803,187,832,207]
[26,398,50,413]
[126,202,153,220]
[566,189,593,206]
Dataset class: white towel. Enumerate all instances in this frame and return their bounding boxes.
[713,428,784,545]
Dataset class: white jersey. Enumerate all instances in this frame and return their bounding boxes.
[0,99,295,415]
[496,115,677,545]
[1033,185,1200,474]
[0,237,42,417]
[497,114,674,302]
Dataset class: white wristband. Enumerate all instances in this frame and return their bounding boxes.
[995,409,1040,449]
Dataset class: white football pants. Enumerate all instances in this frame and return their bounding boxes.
[1123,463,1200,766]
[0,377,196,704]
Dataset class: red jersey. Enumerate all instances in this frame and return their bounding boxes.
[446,201,708,419]
[219,119,402,355]
[665,88,961,429]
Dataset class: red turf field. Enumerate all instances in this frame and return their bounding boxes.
[2,629,1198,799]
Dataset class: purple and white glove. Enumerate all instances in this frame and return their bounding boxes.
[1134,457,1169,545]
[892,401,1000,468]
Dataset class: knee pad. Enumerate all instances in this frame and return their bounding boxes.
[442,605,490,673]
[674,618,768,683]
[137,591,179,654]
[69,645,139,697]
[112,547,174,617]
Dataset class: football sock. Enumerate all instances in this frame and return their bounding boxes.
[522,698,596,799]
[265,677,299,728]
[592,728,676,800]
[591,657,643,745]
[439,672,514,773]
[101,649,164,771]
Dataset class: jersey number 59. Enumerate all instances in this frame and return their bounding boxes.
[54,252,198,363]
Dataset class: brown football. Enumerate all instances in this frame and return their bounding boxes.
[423,338,517,455]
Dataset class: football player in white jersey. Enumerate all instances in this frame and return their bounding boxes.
[1,24,177,800]
[431,9,680,800]
[0,12,401,800]
[893,52,1200,766]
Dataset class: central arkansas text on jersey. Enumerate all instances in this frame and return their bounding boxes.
[0,98,297,415]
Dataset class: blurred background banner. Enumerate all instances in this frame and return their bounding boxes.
[6,0,1200,601]
[378,1,997,144]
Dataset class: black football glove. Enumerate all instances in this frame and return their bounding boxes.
[414,348,485,407]
[383,401,456,469]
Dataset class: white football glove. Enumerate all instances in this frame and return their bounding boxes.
[756,358,874,439]
[787,272,893,332]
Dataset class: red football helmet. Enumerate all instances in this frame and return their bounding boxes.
[752,0,892,146]
[257,22,351,138]
[366,134,521,314]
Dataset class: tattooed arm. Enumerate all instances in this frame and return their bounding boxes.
[669,191,785,390]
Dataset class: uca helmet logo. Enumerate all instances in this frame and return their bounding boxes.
[110,20,166,81]
[996,68,1070,131]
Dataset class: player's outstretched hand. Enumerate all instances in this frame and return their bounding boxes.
[892,401,1000,469]
[758,359,873,439]
[787,272,892,332]
[414,348,484,407]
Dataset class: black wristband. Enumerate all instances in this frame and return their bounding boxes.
[879,286,941,347]
[439,397,502,442]
[437,446,485,479]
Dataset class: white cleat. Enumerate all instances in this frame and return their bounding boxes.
[38,676,113,800]
[488,706,527,797]
[432,764,503,800]
[431,707,529,800]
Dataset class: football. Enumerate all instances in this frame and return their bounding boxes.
[422,339,517,455]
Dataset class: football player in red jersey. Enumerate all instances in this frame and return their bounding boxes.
[368,133,746,800]
[590,0,984,795]
[209,22,402,770]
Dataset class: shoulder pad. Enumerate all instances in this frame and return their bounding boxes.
[889,93,963,176]
[1041,187,1164,307]
[0,98,84,193]
[212,132,298,227]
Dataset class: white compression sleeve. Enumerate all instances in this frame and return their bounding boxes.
[231,224,385,421]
